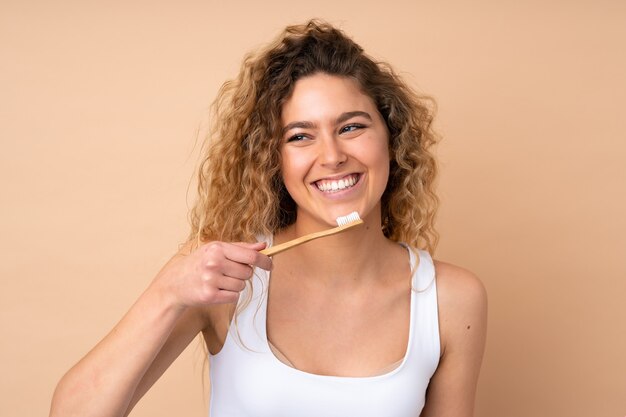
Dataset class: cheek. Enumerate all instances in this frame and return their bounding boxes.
[379,159,391,190]
[280,150,307,189]
[370,138,391,177]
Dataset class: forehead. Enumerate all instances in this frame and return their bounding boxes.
[281,73,377,123]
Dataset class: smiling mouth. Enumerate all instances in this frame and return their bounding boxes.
[313,174,361,193]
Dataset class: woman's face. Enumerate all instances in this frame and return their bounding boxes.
[280,73,390,229]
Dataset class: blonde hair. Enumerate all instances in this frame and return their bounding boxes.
[188,19,439,252]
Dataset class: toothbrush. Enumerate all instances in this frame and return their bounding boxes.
[260,212,363,256]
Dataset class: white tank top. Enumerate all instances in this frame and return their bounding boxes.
[208,243,440,417]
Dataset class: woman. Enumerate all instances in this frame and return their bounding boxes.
[50,20,487,417]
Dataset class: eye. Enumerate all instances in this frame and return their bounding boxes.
[286,133,309,143]
[340,123,365,134]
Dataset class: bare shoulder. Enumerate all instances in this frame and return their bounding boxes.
[433,260,487,305]
[432,259,488,354]
[417,260,488,416]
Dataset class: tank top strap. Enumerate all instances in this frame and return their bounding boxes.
[405,246,440,363]
[413,247,436,291]
[209,239,440,416]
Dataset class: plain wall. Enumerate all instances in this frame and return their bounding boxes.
[1,1,625,416]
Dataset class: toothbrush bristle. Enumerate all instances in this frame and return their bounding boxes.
[336,211,361,227]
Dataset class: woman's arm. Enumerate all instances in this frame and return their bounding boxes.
[49,241,271,417]
[420,261,488,417]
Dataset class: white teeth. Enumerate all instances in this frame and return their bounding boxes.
[315,175,359,193]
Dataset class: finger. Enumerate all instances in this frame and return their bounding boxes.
[219,259,254,280]
[212,289,241,304]
[216,276,247,292]
[223,243,272,271]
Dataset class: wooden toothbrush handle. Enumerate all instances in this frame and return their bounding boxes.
[260,219,364,256]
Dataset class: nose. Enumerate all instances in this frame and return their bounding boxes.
[318,135,347,168]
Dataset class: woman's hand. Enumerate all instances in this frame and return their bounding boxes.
[49,240,271,417]
[151,241,273,308]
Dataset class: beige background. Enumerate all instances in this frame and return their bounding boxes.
[1,1,625,416]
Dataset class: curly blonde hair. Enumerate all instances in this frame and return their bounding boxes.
[188,19,439,253]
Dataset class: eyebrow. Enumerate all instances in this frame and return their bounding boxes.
[336,111,372,125]
[281,121,316,135]
[281,111,373,135]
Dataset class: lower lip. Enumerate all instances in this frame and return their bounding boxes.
[311,174,364,199]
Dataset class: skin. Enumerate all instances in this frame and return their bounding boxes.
[49,241,272,417]
[269,74,411,376]
[49,73,487,417]
[279,74,390,232]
